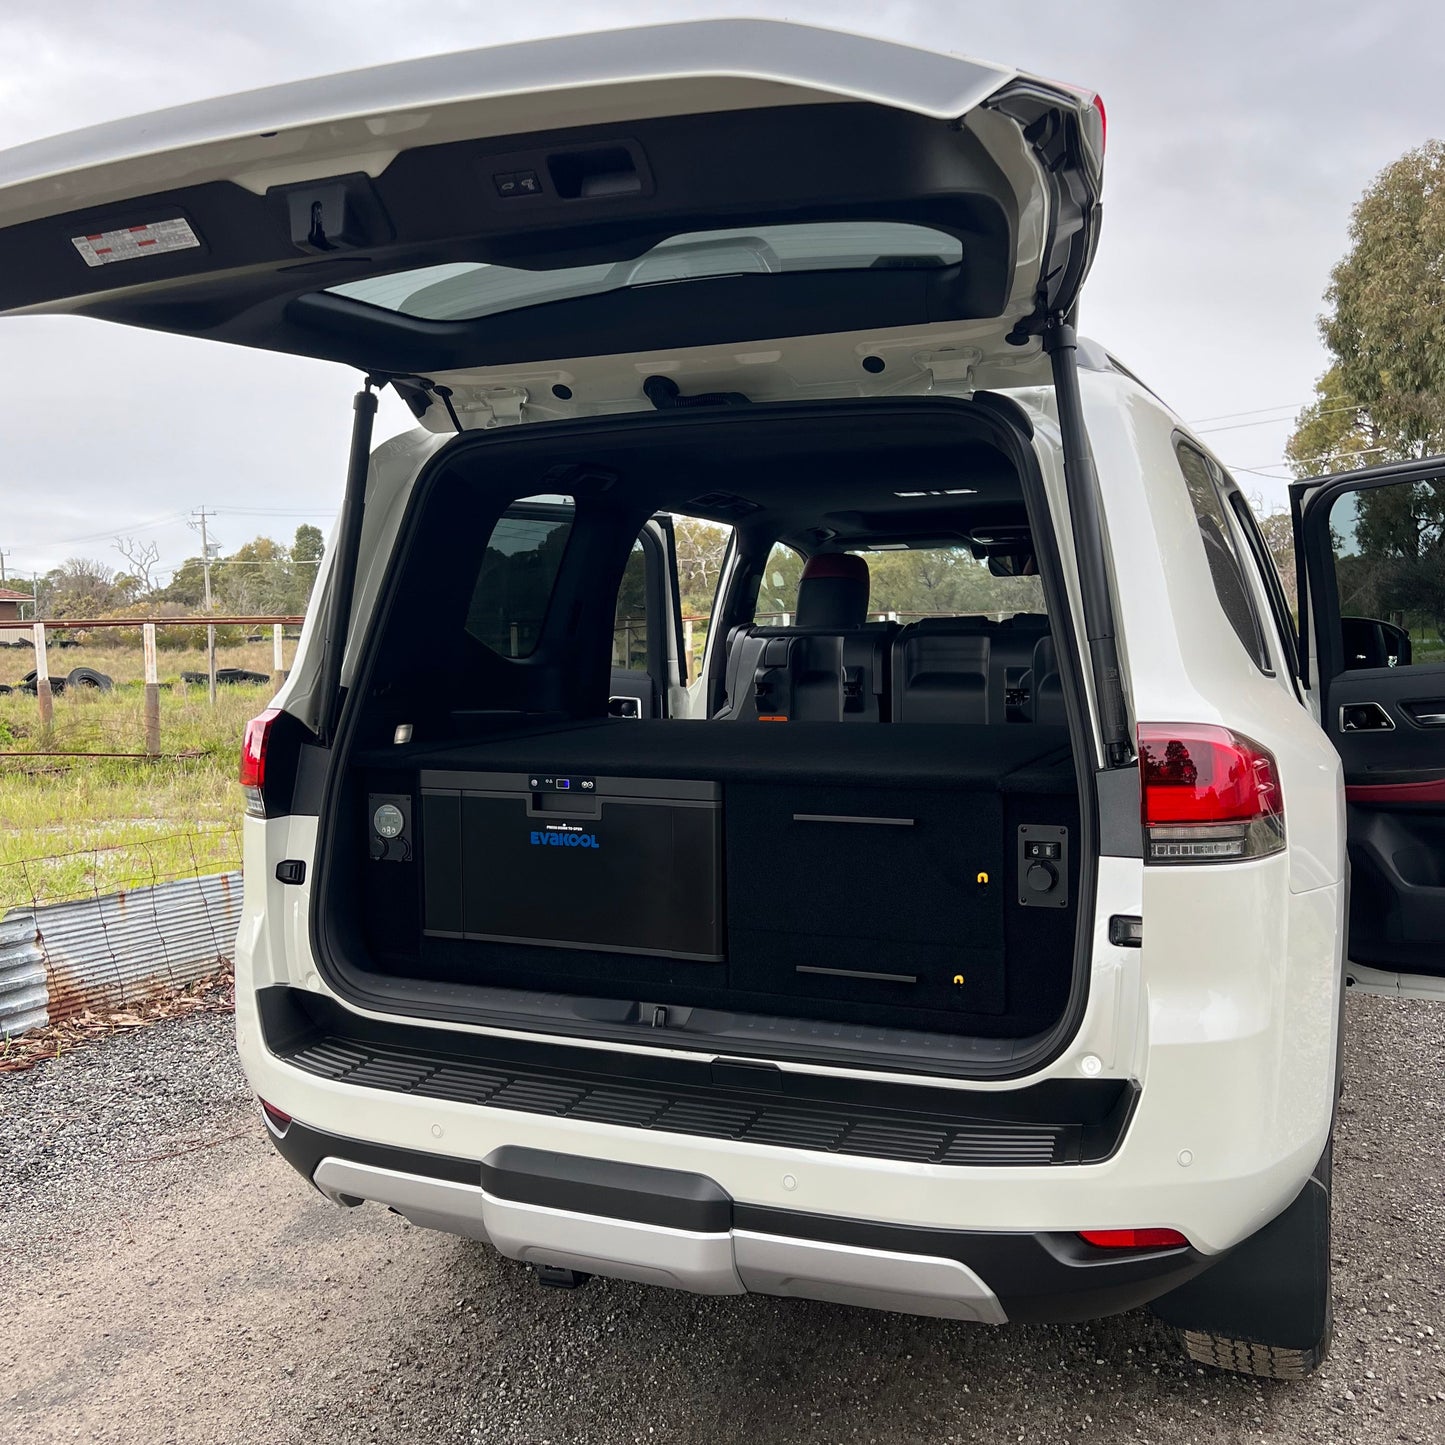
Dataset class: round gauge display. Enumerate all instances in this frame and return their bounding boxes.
[373,803,405,839]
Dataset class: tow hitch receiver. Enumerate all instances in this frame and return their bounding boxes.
[535,1264,592,1290]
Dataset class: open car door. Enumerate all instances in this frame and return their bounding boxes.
[1293,457,1445,1000]
[611,515,687,721]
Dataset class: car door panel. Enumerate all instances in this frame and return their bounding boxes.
[1293,459,1445,989]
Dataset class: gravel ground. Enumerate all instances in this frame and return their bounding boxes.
[1,994,1442,1445]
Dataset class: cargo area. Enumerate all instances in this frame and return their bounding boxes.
[312,399,1094,1070]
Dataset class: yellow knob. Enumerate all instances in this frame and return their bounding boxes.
[952,974,965,986]
[976,871,989,885]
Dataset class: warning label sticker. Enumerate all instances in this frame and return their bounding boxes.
[71,218,201,268]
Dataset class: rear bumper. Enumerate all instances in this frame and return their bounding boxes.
[264,1113,1208,1324]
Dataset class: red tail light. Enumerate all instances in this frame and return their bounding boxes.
[1139,724,1285,864]
[1080,1228,1188,1250]
[259,1098,292,1135]
[240,708,281,817]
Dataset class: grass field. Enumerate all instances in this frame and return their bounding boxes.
[0,653,270,913]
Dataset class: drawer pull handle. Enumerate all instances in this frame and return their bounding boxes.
[791,813,915,826]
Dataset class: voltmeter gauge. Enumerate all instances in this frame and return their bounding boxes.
[373,803,405,840]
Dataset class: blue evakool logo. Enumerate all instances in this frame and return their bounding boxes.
[530,830,600,849]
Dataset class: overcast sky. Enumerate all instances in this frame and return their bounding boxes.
[0,0,1438,582]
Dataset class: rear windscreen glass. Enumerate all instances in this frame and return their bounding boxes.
[326,222,963,322]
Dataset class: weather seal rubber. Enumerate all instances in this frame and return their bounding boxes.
[1044,318,1133,768]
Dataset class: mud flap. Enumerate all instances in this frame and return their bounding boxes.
[1149,1152,1331,1352]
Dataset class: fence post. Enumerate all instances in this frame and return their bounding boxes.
[206,622,217,705]
[143,623,161,757]
[271,623,285,690]
[32,621,52,729]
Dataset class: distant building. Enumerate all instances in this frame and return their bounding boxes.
[0,587,30,625]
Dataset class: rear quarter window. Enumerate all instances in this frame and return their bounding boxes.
[464,507,573,657]
[1175,441,1270,670]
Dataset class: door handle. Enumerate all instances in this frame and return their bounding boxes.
[1339,702,1395,733]
[1403,699,1445,727]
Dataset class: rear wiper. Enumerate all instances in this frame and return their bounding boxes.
[643,375,752,410]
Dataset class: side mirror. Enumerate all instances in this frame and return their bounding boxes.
[1340,616,1413,670]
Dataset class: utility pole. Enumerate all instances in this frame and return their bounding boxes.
[189,507,219,704]
[0,548,9,585]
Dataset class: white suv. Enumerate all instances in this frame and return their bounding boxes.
[4,20,1441,1381]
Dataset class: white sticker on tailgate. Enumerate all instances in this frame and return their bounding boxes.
[71,218,201,268]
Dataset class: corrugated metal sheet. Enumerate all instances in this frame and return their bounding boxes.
[0,871,243,1036]
[0,911,48,1038]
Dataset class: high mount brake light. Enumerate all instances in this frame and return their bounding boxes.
[1138,723,1285,864]
[240,708,281,818]
[1079,1228,1188,1250]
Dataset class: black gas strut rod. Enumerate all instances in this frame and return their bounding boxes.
[316,374,384,747]
[1043,319,1133,769]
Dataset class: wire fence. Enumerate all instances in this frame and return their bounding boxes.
[0,623,259,1048]
[0,824,244,1051]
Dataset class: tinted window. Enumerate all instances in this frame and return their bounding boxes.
[464,507,573,657]
[754,543,805,623]
[1228,491,1301,686]
[1176,443,1269,669]
[613,540,649,672]
[1328,481,1445,670]
[674,515,734,678]
[329,222,963,321]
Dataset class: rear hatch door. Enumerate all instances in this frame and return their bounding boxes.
[0,19,1104,383]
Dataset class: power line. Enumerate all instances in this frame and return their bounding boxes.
[23,508,192,551]
[1187,398,1361,427]
[1193,404,1366,437]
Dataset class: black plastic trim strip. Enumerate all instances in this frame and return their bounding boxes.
[258,987,1139,1167]
[481,1145,731,1232]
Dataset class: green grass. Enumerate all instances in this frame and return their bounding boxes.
[0,681,264,913]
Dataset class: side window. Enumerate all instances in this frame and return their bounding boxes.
[1328,481,1444,671]
[1176,442,1270,670]
[754,542,806,624]
[464,502,573,657]
[1227,490,1302,687]
[674,515,734,679]
[613,540,649,673]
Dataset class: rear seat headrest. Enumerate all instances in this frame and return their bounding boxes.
[796,552,870,629]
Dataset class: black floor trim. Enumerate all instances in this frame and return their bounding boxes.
[259,987,1137,1168]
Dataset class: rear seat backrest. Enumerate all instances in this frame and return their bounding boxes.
[716,553,895,721]
[891,618,992,723]
[891,613,1053,724]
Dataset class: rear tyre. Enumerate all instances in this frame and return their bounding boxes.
[1179,1304,1332,1379]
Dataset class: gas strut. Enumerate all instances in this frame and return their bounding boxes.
[316,375,383,747]
[1043,318,1133,769]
